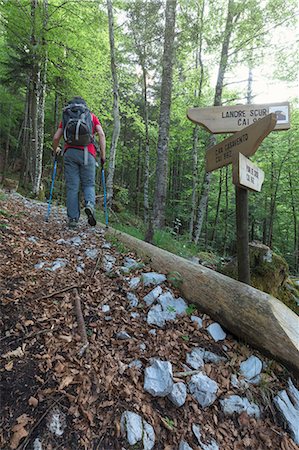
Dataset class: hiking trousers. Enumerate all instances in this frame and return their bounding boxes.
[64,148,96,220]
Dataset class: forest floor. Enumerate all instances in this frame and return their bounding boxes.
[0,191,298,450]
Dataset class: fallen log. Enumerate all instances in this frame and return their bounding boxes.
[104,225,299,375]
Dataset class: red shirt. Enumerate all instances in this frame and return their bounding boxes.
[59,113,100,157]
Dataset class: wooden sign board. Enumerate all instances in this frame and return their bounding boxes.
[206,113,277,172]
[232,153,264,192]
[187,102,290,133]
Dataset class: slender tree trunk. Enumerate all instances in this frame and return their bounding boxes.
[143,66,150,225]
[211,169,223,243]
[189,0,205,239]
[289,171,298,272]
[194,0,236,243]
[1,105,12,183]
[106,0,121,206]
[153,0,177,229]
[222,167,229,255]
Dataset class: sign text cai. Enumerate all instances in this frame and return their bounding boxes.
[187,102,290,134]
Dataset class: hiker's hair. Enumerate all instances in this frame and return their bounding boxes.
[68,96,87,106]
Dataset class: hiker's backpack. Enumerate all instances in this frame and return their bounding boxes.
[62,101,93,147]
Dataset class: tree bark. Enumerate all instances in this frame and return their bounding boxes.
[153,0,177,229]
[106,0,121,206]
[105,225,299,375]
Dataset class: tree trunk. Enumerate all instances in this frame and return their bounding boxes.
[153,0,177,229]
[106,226,299,375]
[1,105,12,183]
[211,169,223,243]
[289,171,298,272]
[194,0,236,243]
[106,0,121,206]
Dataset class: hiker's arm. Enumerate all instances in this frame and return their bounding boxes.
[95,124,106,164]
[52,128,63,154]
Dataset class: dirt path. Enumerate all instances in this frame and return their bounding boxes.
[0,192,298,450]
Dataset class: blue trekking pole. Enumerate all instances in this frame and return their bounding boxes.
[45,155,57,222]
[101,164,109,228]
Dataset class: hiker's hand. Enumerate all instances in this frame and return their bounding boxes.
[52,147,62,156]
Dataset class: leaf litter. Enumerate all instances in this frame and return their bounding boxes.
[0,192,298,450]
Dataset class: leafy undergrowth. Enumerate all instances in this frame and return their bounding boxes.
[0,192,298,450]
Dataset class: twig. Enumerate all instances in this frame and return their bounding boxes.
[37,284,82,300]
[73,288,89,356]
[9,328,54,344]
[90,249,102,279]
[173,370,201,377]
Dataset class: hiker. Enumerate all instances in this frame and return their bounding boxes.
[52,96,106,228]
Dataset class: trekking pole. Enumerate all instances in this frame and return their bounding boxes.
[101,164,109,229]
[45,155,57,222]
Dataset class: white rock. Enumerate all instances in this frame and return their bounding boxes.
[102,304,110,313]
[85,248,99,260]
[143,286,163,306]
[207,323,226,341]
[220,395,260,418]
[192,424,219,450]
[142,419,155,450]
[191,315,203,328]
[188,373,218,408]
[240,355,262,383]
[130,312,140,319]
[33,438,43,450]
[116,331,132,340]
[103,254,116,271]
[274,378,299,444]
[149,329,157,335]
[147,304,166,328]
[179,441,193,450]
[120,411,143,445]
[168,382,187,407]
[144,359,173,397]
[127,292,139,307]
[142,272,166,287]
[128,359,143,369]
[186,348,204,370]
[47,408,66,436]
[129,277,141,289]
[158,292,187,317]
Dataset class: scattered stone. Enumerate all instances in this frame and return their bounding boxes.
[130,312,140,319]
[76,264,84,274]
[47,408,66,436]
[186,348,204,370]
[123,257,144,270]
[274,378,299,444]
[158,292,187,317]
[191,315,203,328]
[129,277,141,289]
[68,236,82,246]
[167,382,187,407]
[34,261,46,269]
[128,359,143,369]
[140,343,146,352]
[240,355,262,384]
[231,374,248,389]
[120,411,155,449]
[147,304,166,328]
[126,292,139,307]
[179,441,193,450]
[207,322,226,341]
[192,424,219,450]
[102,241,111,249]
[104,316,113,321]
[144,359,173,397]
[142,272,166,287]
[188,373,218,408]
[149,329,156,336]
[85,248,98,260]
[116,331,132,340]
[28,236,38,243]
[143,286,163,306]
[101,304,110,313]
[220,395,260,418]
[33,438,42,450]
[48,258,68,271]
[103,254,116,271]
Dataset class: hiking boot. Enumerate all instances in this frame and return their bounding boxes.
[85,203,96,226]
[68,218,78,229]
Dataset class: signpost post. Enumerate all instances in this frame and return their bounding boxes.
[187,102,290,285]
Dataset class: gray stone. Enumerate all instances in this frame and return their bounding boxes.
[191,315,203,328]
[188,373,218,408]
[240,355,262,383]
[126,292,139,307]
[102,241,111,249]
[149,329,157,335]
[220,395,260,418]
[143,286,163,306]
[129,277,141,289]
[103,254,116,271]
[123,257,143,270]
[192,424,219,450]
[186,348,204,370]
[128,359,143,369]
[28,236,38,243]
[34,261,46,269]
[142,419,155,450]
[101,304,110,313]
[168,382,187,407]
[147,304,166,328]
[47,408,66,436]
[130,312,140,319]
[144,359,173,397]
[33,438,43,450]
[48,258,68,271]
[116,331,132,340]
[142,272,166,287]
[85,248,99,260]
[158,292,187,318]
[207,323,226,341]
[140,343,146,352]
[274,378,299,444]
[104,316,113,321]
[179,441,193,450]
[120,411,143,445]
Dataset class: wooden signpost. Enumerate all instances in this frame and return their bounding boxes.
[187,102,290,133]
[187,102,290,285]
